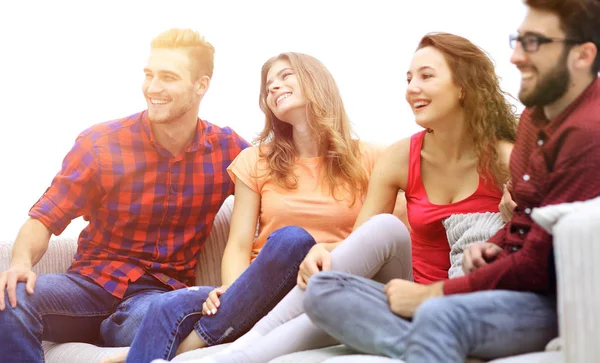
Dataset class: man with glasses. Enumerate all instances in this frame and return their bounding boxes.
[302,0,600,362]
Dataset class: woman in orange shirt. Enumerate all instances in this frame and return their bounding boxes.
[121,52,411,363]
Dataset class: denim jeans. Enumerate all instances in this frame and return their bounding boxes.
[0,272,170,363]
[305,272,558,363]
[126,226,316,362]
[201,214,411,363]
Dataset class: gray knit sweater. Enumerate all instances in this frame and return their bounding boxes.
[442,212,505,279]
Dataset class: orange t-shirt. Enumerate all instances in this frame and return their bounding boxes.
[227,142,382,259]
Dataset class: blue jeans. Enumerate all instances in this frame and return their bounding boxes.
[305,272,558,363]
[126,226,316,362]
[0,272,170,363]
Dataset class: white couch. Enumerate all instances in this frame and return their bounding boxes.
[1,196,598,363]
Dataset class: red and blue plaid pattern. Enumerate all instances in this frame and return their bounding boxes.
[29,111,249,297]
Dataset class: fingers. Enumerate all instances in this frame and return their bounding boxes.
[502,183,511,199]
[462,247,473,274]
[0,273,6,311]
[464,244,487,274]
[306,258,321,276]
[6,271,18,309]
[202,299,217,316]
[483,244,503,260]
[320,253,331,272]
[500,184,517,222]
[298,258,318,284]
[471,245,487,269]
[26,272,37,295]
[297,272,307,290]
[208,289,221,309]
[499,200,511,222]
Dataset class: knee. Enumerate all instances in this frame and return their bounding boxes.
[145,292,187,320]
[1,283,33,313]
[0,283,36,327]
[304,271,347,323]
[359,214,411,261]
[412,296,461,331]
[262,226,317,256]
[365,214,410,244]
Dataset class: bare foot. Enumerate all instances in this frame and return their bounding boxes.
[100,350,128,363]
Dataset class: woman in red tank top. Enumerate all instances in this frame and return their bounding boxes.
[353,33,519,284]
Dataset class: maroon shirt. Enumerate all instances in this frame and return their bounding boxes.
[444,77,600,295]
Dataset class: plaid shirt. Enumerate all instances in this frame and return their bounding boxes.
[29,111,249,298]
[445,78,600,295]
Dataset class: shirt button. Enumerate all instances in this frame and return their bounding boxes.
[523,174,530,181]
[511,246,520,252]
[537,139,544,146]
[525,208,532,215]
[518,229,526,235]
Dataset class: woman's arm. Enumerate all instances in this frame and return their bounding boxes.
[220,179,261,286]
[497,140,514,180]
[496,140,515,222]
[353,138,410,230]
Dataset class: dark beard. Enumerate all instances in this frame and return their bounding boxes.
[519,50,571,108]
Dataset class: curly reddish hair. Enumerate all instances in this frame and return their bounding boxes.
[417,33,519,187]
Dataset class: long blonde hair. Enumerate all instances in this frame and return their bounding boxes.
[257,52,368,204]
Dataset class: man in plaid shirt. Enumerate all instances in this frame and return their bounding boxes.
[0,28,249,361]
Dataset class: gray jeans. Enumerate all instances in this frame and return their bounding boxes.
[305,272,558,363]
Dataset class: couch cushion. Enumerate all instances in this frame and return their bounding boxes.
[171,343,231,361]
[487,352,562,363]
[269,345,358,363]
[43,341,129,363]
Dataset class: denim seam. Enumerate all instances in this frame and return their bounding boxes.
[37,307,115,317]
[165,311,204,359]
[196,259,303,345]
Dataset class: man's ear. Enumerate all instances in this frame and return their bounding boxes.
[573,41,598,73]
[195,76,211,96]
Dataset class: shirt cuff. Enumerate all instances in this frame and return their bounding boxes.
[28,196,70,236]
[442,275,473,295]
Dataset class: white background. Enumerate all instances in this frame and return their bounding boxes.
[0,0,527,240]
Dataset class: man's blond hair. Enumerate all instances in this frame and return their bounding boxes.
[151,28,215,79]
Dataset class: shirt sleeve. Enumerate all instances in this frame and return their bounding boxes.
[444,128,600,295]
[28,131,102,235]
[227,146,264,193]
[223,129,251,195]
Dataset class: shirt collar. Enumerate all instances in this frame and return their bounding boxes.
[528,77,599,136]
[141,111,210,154]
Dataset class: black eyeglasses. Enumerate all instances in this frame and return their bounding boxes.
[509,33,583,53]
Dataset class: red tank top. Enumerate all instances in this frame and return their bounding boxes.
[405,131,502,284]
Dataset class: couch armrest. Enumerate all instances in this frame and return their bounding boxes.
[532,197,600,363]
[194,195,234,287]
[0,238,77,275]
